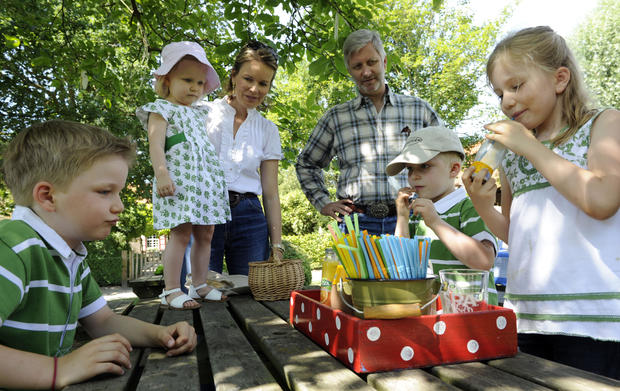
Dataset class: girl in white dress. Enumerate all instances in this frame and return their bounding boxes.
[463,26,620,379]
[137,42,231,310]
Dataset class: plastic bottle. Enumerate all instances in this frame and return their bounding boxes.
[320,248,340,305]
[472,139,506,181]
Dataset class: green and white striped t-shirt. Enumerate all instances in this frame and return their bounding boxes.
[409,187,499,305]
[0,206,105,357]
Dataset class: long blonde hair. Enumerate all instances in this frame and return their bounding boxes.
[487,26,596,146]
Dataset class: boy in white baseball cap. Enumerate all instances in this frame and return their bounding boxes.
[386,126,499,305]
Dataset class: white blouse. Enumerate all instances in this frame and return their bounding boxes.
[204,98,282,195]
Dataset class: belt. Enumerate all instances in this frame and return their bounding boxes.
[228,191,257,208]
[349,202,397,218]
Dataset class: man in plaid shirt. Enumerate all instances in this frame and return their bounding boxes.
[295,29,442,235]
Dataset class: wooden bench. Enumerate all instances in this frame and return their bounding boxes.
[67,290,620,391]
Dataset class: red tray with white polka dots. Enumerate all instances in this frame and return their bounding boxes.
[289,289,517,373]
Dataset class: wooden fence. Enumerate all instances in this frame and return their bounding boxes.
[121,250,163,287]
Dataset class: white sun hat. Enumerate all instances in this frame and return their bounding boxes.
[153,41,220,94]
[386,126,465,176]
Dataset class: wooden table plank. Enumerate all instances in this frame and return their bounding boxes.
[65,299,162,391]
[430,361,552,391]
[488,352,620,391]
[199,301,282,391]
[262,299,291,322]
[136,308,200,391]
[368,369,462,391]
[229,296,374,391]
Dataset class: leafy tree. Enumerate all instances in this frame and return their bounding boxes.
[1,0,503,245]
[571,0,620,108]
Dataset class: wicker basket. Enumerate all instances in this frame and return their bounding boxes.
[248,257,305,301]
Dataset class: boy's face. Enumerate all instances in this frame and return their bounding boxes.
[49,155,128,249]
[405,155,458,203]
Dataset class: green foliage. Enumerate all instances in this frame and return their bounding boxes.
[85,235,124,286]
[283,231,333,273]
[571,0,620,108]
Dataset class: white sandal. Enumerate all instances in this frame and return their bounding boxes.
[189,283,228,302]
[159,288,200,310]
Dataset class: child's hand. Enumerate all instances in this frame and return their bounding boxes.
[158,321,197,357]
[395,187,415,218]
[411,198,441,227]
[56,333,132,388]
[156,173,176,197]
[484,119,538,157]
[462,166,497,211]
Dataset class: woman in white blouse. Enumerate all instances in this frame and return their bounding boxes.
[205,41,283,275]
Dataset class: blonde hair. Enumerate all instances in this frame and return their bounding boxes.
[2,120,136,205]
[154,55,209,98]
[487,26,596,146]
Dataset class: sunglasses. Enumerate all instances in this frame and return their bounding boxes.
[245,40,279,64]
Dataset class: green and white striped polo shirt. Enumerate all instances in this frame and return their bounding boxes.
[0,206,105,357]
[409,187,499,305]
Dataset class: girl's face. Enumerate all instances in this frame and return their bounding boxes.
[230,59,275,111]
[490,55,566,133]
[164,59,208,106]
[406,155,459,203]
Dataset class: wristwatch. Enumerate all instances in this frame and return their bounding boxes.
[271,243,285,251]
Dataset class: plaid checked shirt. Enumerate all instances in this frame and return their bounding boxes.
[295,85,442,211]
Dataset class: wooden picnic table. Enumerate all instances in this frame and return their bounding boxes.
[66,288,620,391]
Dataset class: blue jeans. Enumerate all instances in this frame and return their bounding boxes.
[209,197,269,275]
[338,214,397,236]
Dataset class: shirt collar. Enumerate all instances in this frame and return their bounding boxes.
[354,83,392,110]
[11,205,87,259]
[434,187,467,214]
[222,96,258,119]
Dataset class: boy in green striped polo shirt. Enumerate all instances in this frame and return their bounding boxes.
[386,126,498,305]
[0,120,197,390]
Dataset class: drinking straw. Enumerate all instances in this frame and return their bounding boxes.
[337,243,361,278]
[354,213,360,236]
[365,233,386,279]
[344,215,356,246]
[407,239,420,278]
[344,236,367,278]
[358,233,376,279]
[370,235,389,279]
[327,225,357,277]
[378,237,398,279]
[388,236,409,279]
[373,237,391,279]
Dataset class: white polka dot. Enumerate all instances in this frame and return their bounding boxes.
[366,327,381,341]
[433,321,447,335]
[348,348,354,363]
[496,316,507,330]
[401,346,414,361]
[294,314,298,324]
[335,316,341,330]
[301,303,305,313]
[316,308,321,320]
[290,297,294,306]
[467,340,479,353]
[309,322,312,333]
[324,333,330,346]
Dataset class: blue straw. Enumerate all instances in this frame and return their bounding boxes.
[357,234,375,279]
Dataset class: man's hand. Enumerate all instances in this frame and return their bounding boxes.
[320,199,354,222]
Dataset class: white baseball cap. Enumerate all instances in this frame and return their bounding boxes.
[154,41,220,94]
[386,126,465,176]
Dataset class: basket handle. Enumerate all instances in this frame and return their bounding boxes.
[267,251,283,265]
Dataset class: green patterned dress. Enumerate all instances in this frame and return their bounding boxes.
[136,99,230,229]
